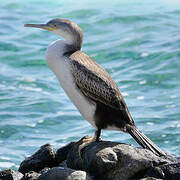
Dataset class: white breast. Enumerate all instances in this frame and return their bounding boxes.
[46,40,97,128]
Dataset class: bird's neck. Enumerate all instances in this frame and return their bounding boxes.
[65,35,82,56]
[52,26,83,55]
[46,40,69,74]
[46,33,83,65]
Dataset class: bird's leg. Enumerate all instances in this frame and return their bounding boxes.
[78,129,101,158]
[94,128,101,141]
[82,128,101,143]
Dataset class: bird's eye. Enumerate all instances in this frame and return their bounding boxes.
[54,24,57,27]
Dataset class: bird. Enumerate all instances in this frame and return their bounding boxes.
[24,18,166,156]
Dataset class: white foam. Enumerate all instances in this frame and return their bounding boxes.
[139,80,147,85]
[170,95,177,99]
[137,96,144,100]
[146,122,154,126]
[0,162,15,168]
[165,104,176,108]
[120,85,128,89]
[38,119,44,123]
[122,92,128,97]
[0,156,11,161]
[19,85,42,92]
[141,52,149,57]
[26,123,36,127]
[20,77,36,82]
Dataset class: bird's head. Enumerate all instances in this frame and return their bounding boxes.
[24,18,83,50]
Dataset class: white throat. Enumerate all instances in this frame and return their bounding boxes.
[52,29,74,45]
[46,39,66,61]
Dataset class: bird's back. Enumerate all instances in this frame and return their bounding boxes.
[70,51,117,89]
[69,50,135,129]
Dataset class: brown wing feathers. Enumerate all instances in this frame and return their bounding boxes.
[70,51,124,110]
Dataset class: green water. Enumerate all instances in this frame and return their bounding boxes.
[0,0,180,170]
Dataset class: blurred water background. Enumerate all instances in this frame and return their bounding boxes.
[0,0,180,170]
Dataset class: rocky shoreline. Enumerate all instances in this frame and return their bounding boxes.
[0,136,179,180]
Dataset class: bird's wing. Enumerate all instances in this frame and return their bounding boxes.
[69,51,126,110]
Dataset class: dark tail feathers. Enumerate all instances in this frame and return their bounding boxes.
[127,125,166,156]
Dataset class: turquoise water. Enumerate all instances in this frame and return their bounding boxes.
[0,0,180,170]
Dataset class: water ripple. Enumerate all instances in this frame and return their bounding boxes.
[0,0,180,170]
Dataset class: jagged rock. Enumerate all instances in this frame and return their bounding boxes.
[0,169,23,180]
[143,162,180,180]
[59,160,68,168]
[38,167,93,180]
[19,144,56,174]
[142,166,165,179]
[140,177,159,180]
[66,138,179,180]
[56,142,76,164]
[39,167,50,174]
[4,137,179,180]
[21,171,41,180]
[160,163,180,179]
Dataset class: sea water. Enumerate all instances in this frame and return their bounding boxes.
[0,0,179,170]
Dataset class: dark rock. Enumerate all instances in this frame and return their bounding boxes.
[66,137,85,170]
[140,177,160,180]
[56,142,76,164]
[38,167,93,180]
[160,163,180,180]
[21,171,41,180]
[6,138,179,180]
[59,160,68,168]
[144,163,180,180]
[142,166,165,179]
[19,144,56,174]
[0,169,23,180]
[66,138,179,180]
[39,167,50,174]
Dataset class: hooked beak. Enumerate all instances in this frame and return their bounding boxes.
[24,23,56,31]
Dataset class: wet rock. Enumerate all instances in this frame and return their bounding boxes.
[5,138,180,180]
[56,142,76,164]
[21,171,41,180]
[140,177,159,180]
[143,162,180,180]
[19,144,56,174]
[39,167,50,174]
[142,166,165,179]
[0,169,23,180]
[59,160,68,168]
[66,137,84,170]
[38,167,93,180]
[67,138,179,180]
[160,163,180,179]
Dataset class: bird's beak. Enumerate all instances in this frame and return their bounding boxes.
[24,23,56,31]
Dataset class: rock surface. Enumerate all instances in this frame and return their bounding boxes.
[38,167,92,180]
[19,144,56,174]
[66,139,179,180]
[21,171,41,180]
[0,169,23,180]
[0,137,179,180]
[56,142,76,164]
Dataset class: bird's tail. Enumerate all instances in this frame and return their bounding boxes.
[126,125,166,156]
